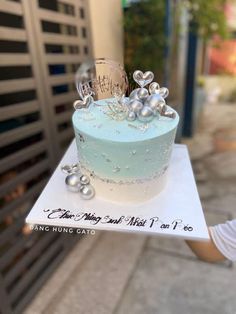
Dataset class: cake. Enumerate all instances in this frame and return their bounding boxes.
[72,66,179,203]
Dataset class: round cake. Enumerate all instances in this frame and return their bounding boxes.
[72,97,179,203]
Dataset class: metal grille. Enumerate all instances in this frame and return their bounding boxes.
[0,0,92,313]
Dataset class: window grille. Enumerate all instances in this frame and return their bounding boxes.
[0,0,92,313]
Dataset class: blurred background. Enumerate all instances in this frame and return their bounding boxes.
[0,0,236,313]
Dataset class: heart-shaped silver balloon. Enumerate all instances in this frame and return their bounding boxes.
[73,95,93,110]
[133,70,154,88]
[149,82,160,94]
[162,110,176,119]
[149,83,169,99]
[159,87,169,99]
[158,102,167,115]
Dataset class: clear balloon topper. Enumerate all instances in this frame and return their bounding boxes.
[74,58,128,100]
[73,58,176,121]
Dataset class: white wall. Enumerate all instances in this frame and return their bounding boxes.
[88,0,124,64]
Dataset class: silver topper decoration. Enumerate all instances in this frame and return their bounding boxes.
[133,70,154,88]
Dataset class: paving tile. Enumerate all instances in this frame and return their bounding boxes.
[115,249,236,314]
[147,236,196,259]
[197,182,215,200]
[203,194,236,218]
[205,152,236,179]
[204,210,232,226]
[202,104,236,135]
[45,232,147,314]
[24,232,103,314]
[192,161,210,183]
[182,134,213,161]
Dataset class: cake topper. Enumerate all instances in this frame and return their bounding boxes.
[73,58,128,108]
[73,59,176,121]
[104,70,176,122]
[133,70,154,88]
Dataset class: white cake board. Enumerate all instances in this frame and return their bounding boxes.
[26,140,209,241]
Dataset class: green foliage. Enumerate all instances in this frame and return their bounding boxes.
[123,0,229,81]
[124,0,166,77]
[180,0,229,40]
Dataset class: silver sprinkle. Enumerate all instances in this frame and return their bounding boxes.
[113,166,121,173]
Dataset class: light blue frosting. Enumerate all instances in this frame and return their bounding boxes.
[72,98,179,182]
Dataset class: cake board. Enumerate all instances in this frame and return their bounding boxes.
[26,140,209,241]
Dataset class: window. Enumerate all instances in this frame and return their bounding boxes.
[0,40,28,53]
[0,12,24,28]
[79,7,85,18]
[81,27,87,38]
[83,46,89,55]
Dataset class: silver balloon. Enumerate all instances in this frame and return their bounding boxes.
[133,70,154,88]
[80,184,95,200]
[65,174,81,192]
[159,87,169,99]
[61,163,80,174]
[129,88,140,100]
[137,88,149,102]
[73,95,93,110]
[149,82,160,94]
[126,111,136,121]
[137,106,154,122]
[61,164,73,174]
[129,99,143,114]
[145,94,165,113]
[80,174,90,185]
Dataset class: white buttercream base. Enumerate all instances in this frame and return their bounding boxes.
[82,169,168,203]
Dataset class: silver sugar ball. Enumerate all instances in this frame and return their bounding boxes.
[129,88,140,100]
[145,94,165,109]
[65,174,81,192]
[61,164,72,174]
[80,184,95,200]
[80,174,90,185]
[137,88,149,102]
[126,110,136,121]
[137,106,154,122]
[129,99,143,114]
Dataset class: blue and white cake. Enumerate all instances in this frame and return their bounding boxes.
[72,68,179,203]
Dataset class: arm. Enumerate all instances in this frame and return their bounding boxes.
[186,228,226,263]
